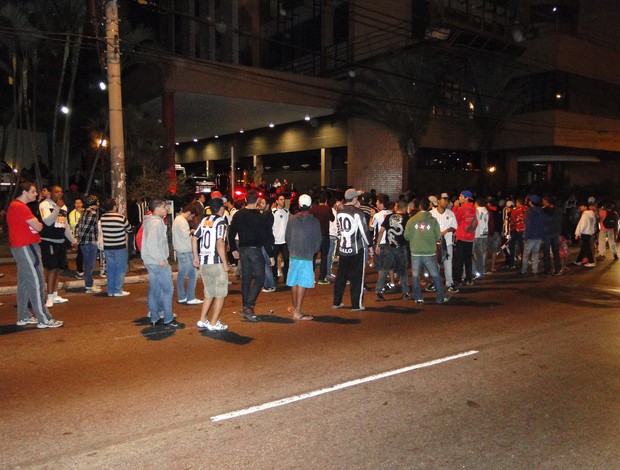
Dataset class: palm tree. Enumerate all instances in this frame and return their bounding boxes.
[35,0,87,189]
[460,51,533,192]
[0,1,43,190]
[342,45,450,189]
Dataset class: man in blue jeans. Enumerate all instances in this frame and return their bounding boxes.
[141,199,179,328]
[228,190,274,322]
[172,203,203,305]
[404,198,449,304]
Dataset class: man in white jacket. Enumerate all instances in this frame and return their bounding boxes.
[574,201,598,267]
[473,197,489,279]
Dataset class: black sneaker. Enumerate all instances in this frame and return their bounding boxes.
[425,284,436,292]
[447,285,459,293]
[402,293,414,301]
[164,320,180,328]
[375,292,386,301]
[240,308,259,322]
[151,318,164,326]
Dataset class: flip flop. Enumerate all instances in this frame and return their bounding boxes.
[293,314,313,321]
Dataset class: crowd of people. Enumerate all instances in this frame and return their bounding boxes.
[6,177,619,331]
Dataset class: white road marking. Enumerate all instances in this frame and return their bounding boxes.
[210,349,479,422]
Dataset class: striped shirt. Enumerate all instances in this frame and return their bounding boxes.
[193,215,228,265]
[100,212,130,250]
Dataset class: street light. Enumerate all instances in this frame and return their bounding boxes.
[60,106,69,114]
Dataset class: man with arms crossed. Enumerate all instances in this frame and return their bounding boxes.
[8,182,63,328]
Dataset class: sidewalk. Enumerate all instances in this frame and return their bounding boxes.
[0,256,161,296]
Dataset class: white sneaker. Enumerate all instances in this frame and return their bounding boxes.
[186,298,203,305]
[37,319,64,329]
[46,297,54,308]
[211,320,228,331]
[113,291,130,297]
[16,316,38,326]
[196,320,209,329]
[86,285,102,293]
[53,296,69,304]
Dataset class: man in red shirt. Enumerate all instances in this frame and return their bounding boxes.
[7,182,63,328]
[507,198,528,269]
[453,190,477,286]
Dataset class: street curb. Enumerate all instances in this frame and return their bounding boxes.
[0,272,179,296]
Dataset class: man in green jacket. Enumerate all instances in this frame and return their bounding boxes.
[404,198,449,304]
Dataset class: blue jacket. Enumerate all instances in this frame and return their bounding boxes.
[524,206,545,240]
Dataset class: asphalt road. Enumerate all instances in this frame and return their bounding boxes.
[1,261,620,469]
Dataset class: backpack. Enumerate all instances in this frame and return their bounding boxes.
[136,222,144,252]
[603,210,618,229]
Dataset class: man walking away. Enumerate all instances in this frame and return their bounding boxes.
[193,197,230,331]
[333,188,373,311]
[405,198,449,304]
[286,194,322,320]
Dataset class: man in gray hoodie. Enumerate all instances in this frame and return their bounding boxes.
[141,199,179,327]
[285,194,322,320]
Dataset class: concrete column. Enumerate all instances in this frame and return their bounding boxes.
[321,148,332,188]
[162,91,176,193]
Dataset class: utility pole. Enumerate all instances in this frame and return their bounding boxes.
[105,0,126,214]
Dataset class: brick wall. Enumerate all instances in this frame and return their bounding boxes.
[347,118,404,199]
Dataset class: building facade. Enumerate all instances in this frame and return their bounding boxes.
[135,0,620,199]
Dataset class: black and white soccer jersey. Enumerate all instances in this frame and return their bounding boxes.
[336,204,371,257]
[193,215,228,265]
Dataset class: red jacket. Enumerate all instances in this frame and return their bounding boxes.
[454,202,477,242]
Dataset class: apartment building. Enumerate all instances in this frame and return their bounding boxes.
[134,0,620,198]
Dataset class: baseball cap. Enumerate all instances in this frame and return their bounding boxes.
[460,190,472,199]
[428,195,438,207]
[440,192,450,199]
[344,188,358,200]
[298,194,312,208]
[529,194,540,204]
[506,200,515,207]
[211,191,227,203]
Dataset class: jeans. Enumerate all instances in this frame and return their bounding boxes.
[326,235,338,275]
[262,247,275,289]
[145,263,174,324]
[80,243,98,288]
[453,240,473,283]
[176,251,197,301]
[598,229,618,257]
[105,249,128,295]
[442,243,454,287]
[411,255,445,302]
[521,239,542,274]
[271,243,289,282]
[239,246,265,308]
[315,234,331,280]
[543,236,561,274]
[473,237,488,277]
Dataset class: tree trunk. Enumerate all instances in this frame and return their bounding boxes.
[60,33,83,189]
[52,35,71,177]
